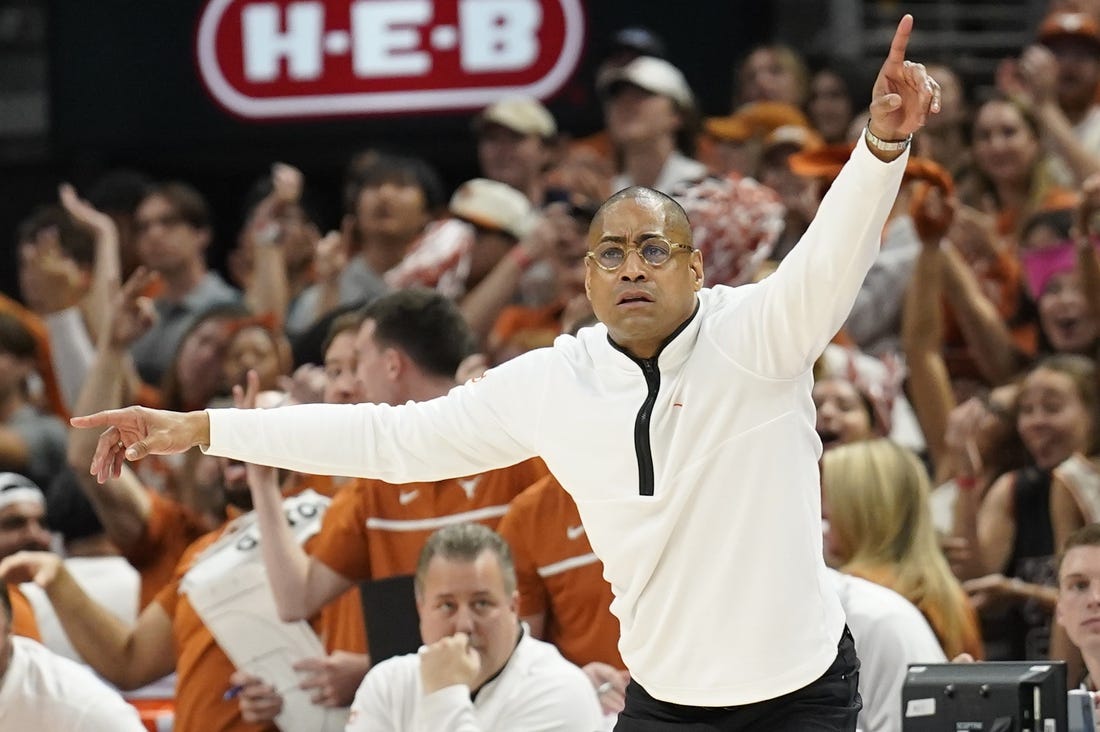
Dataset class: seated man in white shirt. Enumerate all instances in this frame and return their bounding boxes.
[0,581,146,731]
[828,569,946,732]
[291,523,600,731]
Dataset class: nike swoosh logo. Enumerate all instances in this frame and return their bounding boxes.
[566,525,585,540]
[398,490,419,505]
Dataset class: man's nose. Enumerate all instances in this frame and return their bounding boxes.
[618,250,648,280]
[452,605,476,634]
[27,520,50,547]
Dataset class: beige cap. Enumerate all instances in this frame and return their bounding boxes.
[597,56,695,110]
[762,124,824,154]
[449,179,535,239]
[475,97,557,138]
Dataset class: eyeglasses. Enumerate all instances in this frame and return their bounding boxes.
[586,237,693,271]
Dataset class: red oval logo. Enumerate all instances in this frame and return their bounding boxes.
[196,0,586,119]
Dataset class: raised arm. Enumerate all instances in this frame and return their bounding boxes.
[234,373,353,622]
[901,183,957,480]
[241,163,301,329]
[1000,49,1100,186]
[730,15,939,377]
[1077,174,1100,323]
[461,215,556,347]
[0,551,175,690]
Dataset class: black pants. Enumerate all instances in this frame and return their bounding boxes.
[614,627,861,731]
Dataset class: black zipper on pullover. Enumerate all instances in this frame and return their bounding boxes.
[608,302,699,497]
[634,358,660,496]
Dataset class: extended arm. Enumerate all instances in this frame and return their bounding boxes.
[0,552,175,689]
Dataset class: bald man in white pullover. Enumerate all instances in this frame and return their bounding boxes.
[72,15,942,731]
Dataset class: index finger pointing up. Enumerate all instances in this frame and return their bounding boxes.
[886,14,914,66]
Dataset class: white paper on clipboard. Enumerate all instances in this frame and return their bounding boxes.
[186,560,346,732]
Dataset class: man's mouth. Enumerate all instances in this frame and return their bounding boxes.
[616,291,655,306]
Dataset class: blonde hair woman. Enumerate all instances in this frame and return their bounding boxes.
[822,438,984,660]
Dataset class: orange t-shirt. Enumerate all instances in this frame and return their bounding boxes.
[496,475,623,669]
[0,294,67,419]
[8,583,41,641]
[488,302,565,361]
[290,473,369,656]
[124,490,209,609]
[309,459,548,582]
[154,533,269,732]
[156,507,367,732]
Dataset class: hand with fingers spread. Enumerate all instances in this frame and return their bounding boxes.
[234,370,279,490]
[866,14,942,157]
[105,267,160,350]
[69,406,211,483]
[59,183,119,244]
[294,651,370,708]
[313,230,349,285]
[229,670,285,724]
[278,364,328,406]
[19,229,85,315]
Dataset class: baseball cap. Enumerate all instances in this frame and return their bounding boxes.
[597,56,695,111]
[762,124,825,154]
[1038,11,1100,49]
[449,179,535,239]
[788,142,955,193]
[474,97,557,138]
[704,102,811,143]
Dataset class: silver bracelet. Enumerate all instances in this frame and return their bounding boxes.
[864,125,912,152]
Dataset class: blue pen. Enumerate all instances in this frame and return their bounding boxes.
[223,684,244,701]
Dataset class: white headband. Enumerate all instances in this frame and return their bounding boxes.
[0,472,45,512]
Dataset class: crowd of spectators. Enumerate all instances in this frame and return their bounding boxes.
[6,3,1100,730]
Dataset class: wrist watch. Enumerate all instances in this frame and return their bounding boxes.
[864,125,912,152]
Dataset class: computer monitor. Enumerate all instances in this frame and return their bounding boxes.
[901,661,1067,731]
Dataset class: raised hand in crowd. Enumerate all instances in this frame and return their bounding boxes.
[103,267,160,352]
[909,180,954,246]
[997,45,1059,110]
[1075,172,1100,324]
[312,225,352,325]
[238,162,308,327]
[19,224,85,315]
[460,211,559,345]
[59,182,124,343]
[278,363,328,405]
